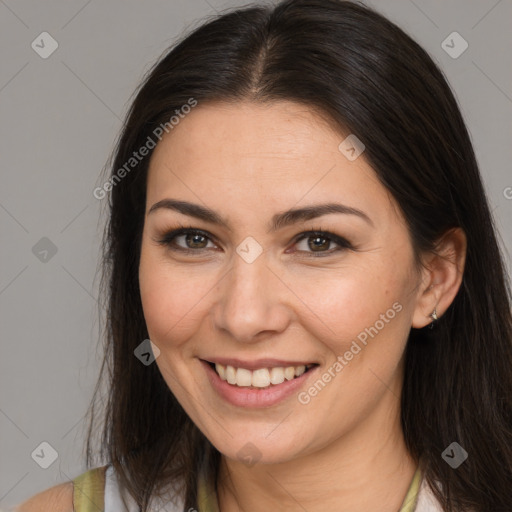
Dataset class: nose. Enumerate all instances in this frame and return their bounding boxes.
[212,250,291,344]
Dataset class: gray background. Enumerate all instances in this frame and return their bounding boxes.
[1,0,511,508]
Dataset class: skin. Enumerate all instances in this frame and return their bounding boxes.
[14,482,73,512]
[138,100,466,512]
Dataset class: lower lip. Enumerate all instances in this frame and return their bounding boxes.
[201,360,317,408]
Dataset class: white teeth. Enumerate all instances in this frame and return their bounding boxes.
[216,363,226,380]
[236,367,252,387]
[226,365,236,384]
[212,363,312,388]
[269,367,285,385]
[284,367,295,380]
[252,368,270,388]
[295,365,306,377]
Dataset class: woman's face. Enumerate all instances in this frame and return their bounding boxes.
[139,100,425,465]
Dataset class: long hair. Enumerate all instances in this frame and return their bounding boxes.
[84,1,512,510]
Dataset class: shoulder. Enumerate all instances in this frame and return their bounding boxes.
[13,481,74,512]
[14,464,109,512]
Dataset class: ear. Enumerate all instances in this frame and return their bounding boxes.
[412,227,467,329]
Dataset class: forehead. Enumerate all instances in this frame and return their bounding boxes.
[145,100,394,225]
[150,100,343,166]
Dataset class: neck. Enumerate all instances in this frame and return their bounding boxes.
[216,388,417,512]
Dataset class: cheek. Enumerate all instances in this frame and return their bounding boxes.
[291,263,408,344]
[138,246,215,347]
[288,266,415,393]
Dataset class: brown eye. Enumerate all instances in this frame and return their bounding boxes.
[293,230,353,257]
[156,228,217,253]
[183,233,209,249]
[307,235,331,251]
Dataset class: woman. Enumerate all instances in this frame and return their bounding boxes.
[16,0,512,511]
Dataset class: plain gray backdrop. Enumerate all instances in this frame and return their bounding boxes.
[1,0,511,508]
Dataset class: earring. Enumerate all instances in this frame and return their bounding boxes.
[429,307,438,329]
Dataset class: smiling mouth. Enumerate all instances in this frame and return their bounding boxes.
[205,361,318,388]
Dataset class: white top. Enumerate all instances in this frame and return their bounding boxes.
[104,464,445,512]
[415,477,445,512]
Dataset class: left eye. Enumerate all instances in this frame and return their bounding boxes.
[292,231,352,256]
[156,228,352,257]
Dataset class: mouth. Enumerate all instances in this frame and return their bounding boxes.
[203,360,319,389]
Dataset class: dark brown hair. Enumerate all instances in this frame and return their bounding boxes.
[85,1,512,510]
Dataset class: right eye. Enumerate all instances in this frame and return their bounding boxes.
[156,227,218,254]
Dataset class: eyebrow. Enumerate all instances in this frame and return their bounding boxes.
[148,199,373,231]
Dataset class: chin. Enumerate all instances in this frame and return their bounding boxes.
[207,429,307,466]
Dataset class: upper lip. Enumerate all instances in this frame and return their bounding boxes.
[201,357,317,371]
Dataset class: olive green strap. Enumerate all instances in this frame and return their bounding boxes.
[73,465,107,512]
[197,467,220,512]
[399,466,422,512]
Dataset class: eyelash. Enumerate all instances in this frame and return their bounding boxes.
[155,224,354,258]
